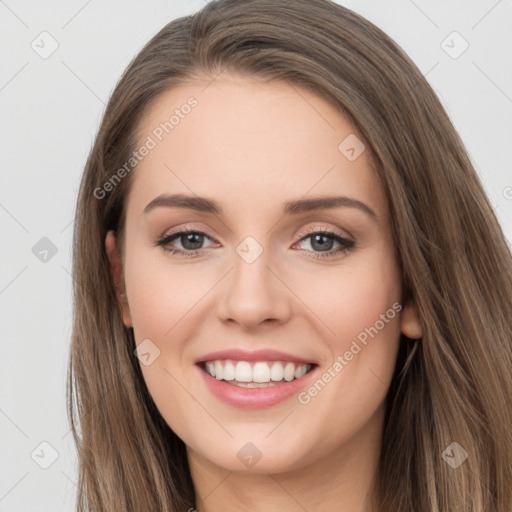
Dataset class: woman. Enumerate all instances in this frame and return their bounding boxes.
[67,0,512,510]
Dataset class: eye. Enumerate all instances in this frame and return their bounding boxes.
[293,228,354,259]
[156,229,217,257]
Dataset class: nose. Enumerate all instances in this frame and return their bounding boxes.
[216,242,293,330]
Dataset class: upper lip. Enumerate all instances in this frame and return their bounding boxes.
[195,348,316,365]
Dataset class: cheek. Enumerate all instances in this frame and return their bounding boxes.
[289,247,402,409]
[124,246,215,341]
[290,249,402,349]
[292,250,403,436]
[124,248,210,440]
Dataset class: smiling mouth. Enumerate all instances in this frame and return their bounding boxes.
[198,359,317,388]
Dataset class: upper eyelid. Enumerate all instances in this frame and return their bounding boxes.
[298,225,352,239]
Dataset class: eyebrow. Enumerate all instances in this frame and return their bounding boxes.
[143,193,377,220]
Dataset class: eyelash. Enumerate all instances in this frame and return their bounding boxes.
[155,227,354,260]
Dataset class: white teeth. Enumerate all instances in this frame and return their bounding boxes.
[295,364,307,379]
[214,360,223,380]
[270,362,284,381]
[234,361,253,382]
[223,361,235,381]
[252,362,271,383]
[203,359,312,383]
[206,361,216,378]
[283,362,295,381]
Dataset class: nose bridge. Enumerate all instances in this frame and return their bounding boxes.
[218,233,291,328]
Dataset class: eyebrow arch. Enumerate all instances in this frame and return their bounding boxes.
[144,194,222,215]
[143,193,377,220]
[283,196,377,220]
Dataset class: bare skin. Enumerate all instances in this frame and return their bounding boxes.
[106,73,422,512]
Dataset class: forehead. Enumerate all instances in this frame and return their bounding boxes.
[126,75,385,221]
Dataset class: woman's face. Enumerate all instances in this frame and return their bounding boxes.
[107,74,420,475]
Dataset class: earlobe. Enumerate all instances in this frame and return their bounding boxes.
[400,301,422,340]
[105,230,132,328]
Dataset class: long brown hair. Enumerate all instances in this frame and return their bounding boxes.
[67,0,512,510]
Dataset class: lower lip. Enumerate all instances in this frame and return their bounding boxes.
[196,364,318,410]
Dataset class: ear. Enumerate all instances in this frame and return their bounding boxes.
[400,301,422,339]
[105,230,132,328]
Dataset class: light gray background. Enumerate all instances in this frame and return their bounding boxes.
[1,1,511,510]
